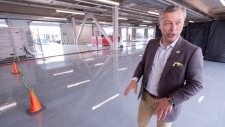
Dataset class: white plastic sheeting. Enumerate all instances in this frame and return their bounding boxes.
[0,19,8,27]
[0,27,28,59]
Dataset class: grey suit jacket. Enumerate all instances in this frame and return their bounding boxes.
[133,37,203,122]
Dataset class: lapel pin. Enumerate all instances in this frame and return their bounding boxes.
[176,51,180,54]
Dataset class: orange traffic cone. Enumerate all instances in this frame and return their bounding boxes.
[12,62,20,74]
[26,89,46,116]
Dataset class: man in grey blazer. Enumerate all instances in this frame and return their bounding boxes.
[124,4,203,127]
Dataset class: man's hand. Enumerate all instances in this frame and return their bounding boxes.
[124,80,137,96]
[152,98,173,120]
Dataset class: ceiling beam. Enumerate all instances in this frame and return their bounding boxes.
[162,0,212,21]
[0,4,57,17]
[182,0,209,13]
[182,0,217,18]
[209,6,225,14]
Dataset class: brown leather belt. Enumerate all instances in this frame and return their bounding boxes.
[144,89,158,99]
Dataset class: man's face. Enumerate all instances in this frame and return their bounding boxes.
[158,9,185,43]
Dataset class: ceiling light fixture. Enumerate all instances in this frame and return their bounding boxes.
[56,10,84,15]
[139,25,148,26]
[148,11,159,15]
[143,20,152,23]
[220,0,225,6]
[95,0,119,6]
[43,17,67,20]
[92,21,110,24]
[118,17,128,20]
[31,21,61,24]
[189,20,194,23]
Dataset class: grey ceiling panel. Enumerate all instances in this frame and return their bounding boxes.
[0,0,224,25]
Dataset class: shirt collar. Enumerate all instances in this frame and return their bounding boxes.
[159,36,180,49]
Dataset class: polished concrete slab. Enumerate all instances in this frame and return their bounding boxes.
[34,40,147,58]
[0,42,225,127]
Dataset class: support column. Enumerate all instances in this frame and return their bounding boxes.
[126,25,129,41]
[118,27,121,38]
[71,17,76,44]
[144,28,148,39]
[113,5,119,50]
[132,28,136,40]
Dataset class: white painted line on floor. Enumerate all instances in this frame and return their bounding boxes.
[95,63,103,66]
[118,68,127,71]
[67,80,90,88]
[0,102,17,111]
[92,94,119,110]
[198,96,204,103]
[54,70,73,76]
[85,58,95,61]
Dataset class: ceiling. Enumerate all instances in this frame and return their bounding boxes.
[0,0,225,26]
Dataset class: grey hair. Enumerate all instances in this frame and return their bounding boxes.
[159,4,186,21]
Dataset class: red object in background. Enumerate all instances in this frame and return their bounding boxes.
[101,36,110,45]
[91,36,102,45]
[97,36,102,45]
[92,36,120,46]
[91,36,97,45]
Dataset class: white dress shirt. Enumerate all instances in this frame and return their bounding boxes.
[132,37,179,96]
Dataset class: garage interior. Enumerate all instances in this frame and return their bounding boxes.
[0,0,225,127]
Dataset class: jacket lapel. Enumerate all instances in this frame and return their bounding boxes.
[159,37,184,82]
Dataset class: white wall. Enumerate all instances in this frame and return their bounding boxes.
[0,27,27,59]
[7,19,34,46]
[60,23,92,44]
[76,24,92,43]
[7,20,30,32]
[0,19,8,27]
[60,24,74,44]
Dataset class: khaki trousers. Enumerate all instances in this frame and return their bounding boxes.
[137,90,172,127]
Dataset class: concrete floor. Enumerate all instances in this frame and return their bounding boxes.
[0,41,225,127]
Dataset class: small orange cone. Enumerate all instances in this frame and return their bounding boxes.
[12,62,20,74]
[26,89,46,116]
